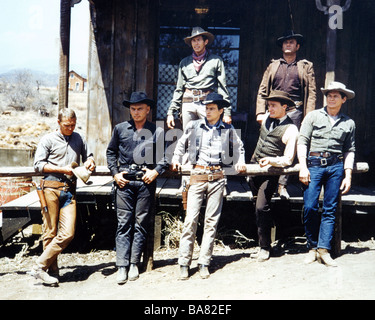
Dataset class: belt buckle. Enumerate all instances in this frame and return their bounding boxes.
[193,95,200,103]
[208,174,214,182]
[320,158,328,166]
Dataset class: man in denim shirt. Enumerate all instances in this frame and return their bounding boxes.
[107,92,168,284]
[298,82,356,267]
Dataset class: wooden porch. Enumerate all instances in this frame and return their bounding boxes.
[0,163,371,270]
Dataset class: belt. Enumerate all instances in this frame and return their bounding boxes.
[182,89,212,103]
[307,153,343,167]
[189,171,224,184]
[42,179,75,191]
[309,151,334,158]
[194,164,222,171]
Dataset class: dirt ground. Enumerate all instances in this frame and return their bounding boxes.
[1,226,375,301]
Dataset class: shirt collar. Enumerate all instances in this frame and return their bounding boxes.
[201,118,225,130]
[322,106,345,119]
[280,57,297,66]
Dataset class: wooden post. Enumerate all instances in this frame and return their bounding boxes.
[58,0,71,112]
[332,193,342,257]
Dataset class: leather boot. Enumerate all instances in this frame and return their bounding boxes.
[251,248,270,262]
[304,249,317,264]
[317,248,337,267]
[116,267,128,284]
[199,264,210,279]
[31,265,59,286]
[179,265,189,280]
[128,263,139,281]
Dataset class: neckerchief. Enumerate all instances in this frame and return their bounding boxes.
[192,50,208,73]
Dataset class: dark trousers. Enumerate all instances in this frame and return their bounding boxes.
[248,175,279,248]
[115,181,156,267]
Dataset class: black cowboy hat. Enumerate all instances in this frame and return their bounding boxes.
[122,91,155,108]
[263,90,295,107]
[276,30,304,47]
[184,27,215,46]
[202,92,230,109]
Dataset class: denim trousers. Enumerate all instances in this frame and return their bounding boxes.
[115,181,156,267]
[178,177,225,266]
[303,159,344,250]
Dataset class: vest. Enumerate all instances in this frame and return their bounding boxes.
[253,116,294,162]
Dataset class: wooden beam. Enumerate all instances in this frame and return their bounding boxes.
[58,0,71,112]
[0,162,369,178]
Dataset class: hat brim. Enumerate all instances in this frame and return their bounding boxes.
[277,34,304,47]
[263,95,295,107]
[184,32,215,46]
[202,99,230,108]
[122,99,155,108]
[320,88,355,100]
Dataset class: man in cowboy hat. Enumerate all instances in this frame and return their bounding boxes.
[256,30,317,199]
[107,91,168,284]
[249,90,298,262]
[171,92,245,279]
[298,81,356,267]
[166,27,232,130]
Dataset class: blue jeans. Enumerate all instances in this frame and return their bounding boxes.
[115,181,156,267]
[303,158,344,250]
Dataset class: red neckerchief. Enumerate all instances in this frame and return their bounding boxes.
[192,50,208,73]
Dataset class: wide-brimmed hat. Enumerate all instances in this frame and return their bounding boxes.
[276,30,304,47]
[122,91,155,108]
[321,81,355,100]
[184,27,215,46]
[202,92,230,109]
[263,90,295,107]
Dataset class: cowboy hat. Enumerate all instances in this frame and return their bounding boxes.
[263,90,295,107]
[321,81,355,100]
[184,27,215,46]
[122,91,155,108]
[202,92,230,109]
[276,30,304,47]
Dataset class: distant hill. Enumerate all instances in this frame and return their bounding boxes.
[0,69,59,87]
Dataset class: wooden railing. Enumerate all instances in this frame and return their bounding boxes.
[0,162,369,178]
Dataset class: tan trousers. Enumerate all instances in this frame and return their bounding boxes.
[36,188,76,271]
[178,177,225,266]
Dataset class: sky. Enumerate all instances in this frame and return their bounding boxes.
[0,0,90,76]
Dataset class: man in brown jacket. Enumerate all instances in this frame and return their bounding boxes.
[256,30,316,199]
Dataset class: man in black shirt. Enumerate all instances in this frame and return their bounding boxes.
[107,92,168,284]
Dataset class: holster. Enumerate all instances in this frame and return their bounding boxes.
[182,187,189,211]
[33,181,48,213]
[181,181,189,211]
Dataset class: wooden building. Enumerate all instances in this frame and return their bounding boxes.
[68,70,87,92]
[70,0,374,181]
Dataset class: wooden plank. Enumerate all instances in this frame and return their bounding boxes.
[157,178,181,199]
[0,190,40,211]
[225,179,252,201]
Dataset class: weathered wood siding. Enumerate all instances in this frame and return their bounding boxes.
[87,0,375,184]
[87,0,158,165]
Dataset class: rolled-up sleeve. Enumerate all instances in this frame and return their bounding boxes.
[33,135,50,173]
